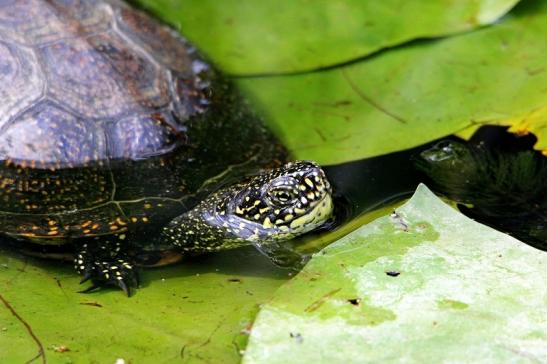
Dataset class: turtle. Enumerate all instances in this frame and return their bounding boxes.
[0,0,334,294]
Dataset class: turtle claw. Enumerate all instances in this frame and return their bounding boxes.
[77,262,139,296]
[118,280,130,297]
[75,253,138,295]
[78,283,101,294]
[79,272,92,284]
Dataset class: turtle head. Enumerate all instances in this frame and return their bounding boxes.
[225,160,334,242]
[162,161,334,254]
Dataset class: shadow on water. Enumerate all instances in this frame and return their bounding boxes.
[143,246,291,282]
[324,125,542,222]
[416,126,547,252]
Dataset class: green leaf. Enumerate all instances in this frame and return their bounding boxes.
[0,248,289,363]
[243,184,547,364]
[235,0,547,165]
[134,0,519,75]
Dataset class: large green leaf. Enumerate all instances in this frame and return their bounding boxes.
[134,0,519,75]
[243,185,547,363]
[0,248,289,363]
[235,0,547,165]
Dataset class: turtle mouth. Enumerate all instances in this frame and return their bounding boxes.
[283,191,334,236]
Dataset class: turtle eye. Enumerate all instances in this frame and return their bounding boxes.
[268,186,298,205]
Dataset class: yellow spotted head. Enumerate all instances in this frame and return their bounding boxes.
[226,160,334,242]
[161,161,334,254]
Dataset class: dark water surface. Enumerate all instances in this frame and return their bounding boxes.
[321,125,546,254]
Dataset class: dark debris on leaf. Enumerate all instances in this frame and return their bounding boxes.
[79,301,103,308]
[290,332,303,344]
[347,298,361,306]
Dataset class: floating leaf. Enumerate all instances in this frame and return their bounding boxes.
[134,0,519,75]
[235,0,547,165]
[244,184,547,363]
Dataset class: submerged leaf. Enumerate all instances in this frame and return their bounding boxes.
[134,0,520,75]
[243,184,547,363]
[0,248,288,363]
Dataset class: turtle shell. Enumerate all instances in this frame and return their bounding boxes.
[0,0,286,243]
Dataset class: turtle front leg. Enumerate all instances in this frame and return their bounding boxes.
[74,236,139,296]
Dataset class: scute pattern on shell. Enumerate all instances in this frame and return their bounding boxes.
[0,0,206,165]
[0,0,111,46]
[107,113,180,159]
[0,101,108,166]
[115,6,195,74]
[0,41,44,130]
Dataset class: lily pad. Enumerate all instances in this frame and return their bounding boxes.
[243,184,547,363]
[235,0,547,165]
[134,0,519,75]
[0,247,289,363]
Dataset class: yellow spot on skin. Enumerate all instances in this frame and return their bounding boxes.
[304,178,314,188]
[48,220,56,226]
[285,214,293,221]
[116,217,127,226]
[263,217,273,229]
[290,194,333,231]
[235,206,244,215]
[131,217,138,223]
[110,225,119,231]
[83,229,91,234]
[144,203,152,209]
[81,221,92,228]
[259,207,270,214]
[142,217,149,223]
[47,230,59,236]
